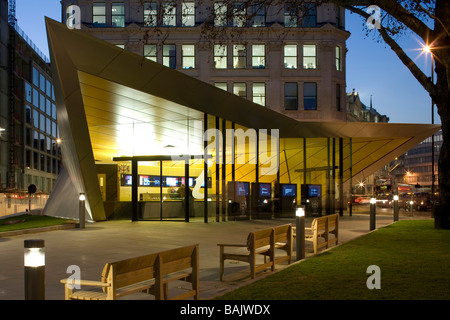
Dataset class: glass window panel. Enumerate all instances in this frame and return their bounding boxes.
[304,82,317,110]
[33,109,39,128]
[284,83,298,110]
[252,83,265,106]
[52,104,56,119]
[46,79,52,97]
[233,83,246,98]
[25,82,32,103]
[335,46,342,71]
[163,44,176,68]
[112,3,125,27]
[214,45,227,69]
[25,105,32,124]
[33,88,39,107]
[284,4,297,27]
[93,3,106,27]
[302,3,316,27]
[163,2,176,26]
[40,114,45,131]
[40,94,46,112]
[252,4,265,27]
[144,2,157,26]
[233,2,246,27]
[214,83,227,91]
[182,2,195,27]
[33,68,39,86]
[214,2,227,26]
[252,44,265,68]
[144,44,157,62]
[303,44,316,69]
[233,44,246,69]
[182,44,195,69]
[284,44,297,69]
[40,74,46,92]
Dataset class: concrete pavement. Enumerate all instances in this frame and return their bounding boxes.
[0,211,431,300]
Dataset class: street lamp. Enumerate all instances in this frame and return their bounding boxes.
[79,193,86,229]
[24,239,45,300]
[393,194,399,222]
[370,197,376,231]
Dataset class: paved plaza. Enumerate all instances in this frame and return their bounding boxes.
[0,211,431,300]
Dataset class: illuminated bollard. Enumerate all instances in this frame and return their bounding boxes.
[295,207,305,261]
[370,198,376,231]
[393,195,399,221]
[79,193,85,229]
[24,239,45,300]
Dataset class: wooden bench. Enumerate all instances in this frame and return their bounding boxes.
[218,224,293,281]
[60,244,199,300]
[294,214,339,254]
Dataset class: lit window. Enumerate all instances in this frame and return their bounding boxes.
[252,44,265,69]
[252,83,265,106]
[144,44,157,62]
[233,83,246,98]
[284,83,298,110]
[335,46,342,71]
[163,44,176,69]
[112,3,125,27]
[182,2,195,27]
[163,2,176,27]
[252,4,265,27]
[233,44,246,69]
[214,83,227,91]
[93,3,106,27]
[303,44,316,69]
[284,44,297,69]
[144,2,157,26]
[214,45,227,69]
[214,2,227,26]
[303,82,317,110]
[233,2,246,27]
[182,45,195,69]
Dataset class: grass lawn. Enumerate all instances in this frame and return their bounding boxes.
[215,220,450,300]
[0,214,75,233]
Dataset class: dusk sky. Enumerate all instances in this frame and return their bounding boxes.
[14,0,440,125]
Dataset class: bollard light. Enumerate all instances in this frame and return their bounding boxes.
[24,239,45,300]
[393,195,399,222]
[79,193,86,229]
[295,206,305,261]
[369,197,376,231]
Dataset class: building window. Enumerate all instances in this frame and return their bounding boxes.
[336,84,341,111]
[233,2,246,27]
[144,2,157,26]
[33,109,39,128]
[233,44,246,69]
[25,82,32,103]
[302,3,316,27]
[303,44,316,69]
[182,44,195,69]
[252,83,265,106]
[40,74,46,92]
[335,46,342,71]
[214,82,227,91]
[214,45,227,69]
[303,82,317,110]
[214,2,227,26]
[112,3,125,27]
[93,3,106,27]
[252,44,265,69]
[252,4,265,27]
[163,44,176,68]
[336,5,342,28]
[233,83,246,98]
[284,3,297,27]
[163,2,176,27]
[284,83,298,110]
[144,44,157,62]
[182,2,195,27]
[284,44,297,69]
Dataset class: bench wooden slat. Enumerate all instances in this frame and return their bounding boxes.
[294,214,339,254]
[60,244,199,300]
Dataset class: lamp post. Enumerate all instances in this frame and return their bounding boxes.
[423,44,435,208]
[370,197,376,231]
[24,239,45,300]
[295,206,305,261]
[393,195,399,222]
[79,193,85,229]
